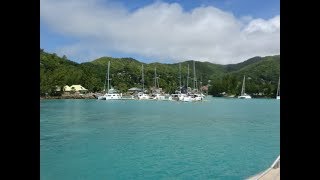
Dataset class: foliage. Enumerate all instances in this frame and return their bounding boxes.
[40,48,280,97]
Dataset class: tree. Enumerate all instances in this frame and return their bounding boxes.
[40,49,279,98]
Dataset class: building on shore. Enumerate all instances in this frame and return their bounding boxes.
[128,87,142,94]
[63,85,88,95]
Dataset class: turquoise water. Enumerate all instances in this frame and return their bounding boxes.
[40,97,279,180]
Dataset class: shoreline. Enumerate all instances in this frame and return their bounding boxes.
[41,95,275,100]
[40,93,98,100]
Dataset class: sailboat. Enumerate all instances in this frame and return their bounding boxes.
[276,77,280,100]
[151,67,165,100]
[238,75,252,99]
[138,64,150,100]
[173,63,185,101]
[169,63,185,101]
[97,61,122,100]
[181,61,203,102]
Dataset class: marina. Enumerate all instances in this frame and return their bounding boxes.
[40,0,280,179]
[97,61,207,102]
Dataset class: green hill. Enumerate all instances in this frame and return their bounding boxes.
[40,48,280,97]
[224,56,263,72]
[210,55,280,97]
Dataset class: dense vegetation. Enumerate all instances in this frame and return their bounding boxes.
[40,48,280,97]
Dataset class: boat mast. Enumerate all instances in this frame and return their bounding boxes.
[193,61,197,91]
[187,64,189,91]
[142,64,144,93]
[276,76,280,96]
[200,76,202,93]
[154,67,157,89]
[107,61,110,93]
[241,75,245,96]
[104,66,107,92]
[179,63,182,92]
[157,73,159,89]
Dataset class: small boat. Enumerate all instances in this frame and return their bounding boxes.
[138,64,150,100]
[137,92,151,100]
[151,67,165,100]
[97,61,122,100]
[187,61,204,101]
[176,61,203,102]
[276,76,280,100]
[103,89,122,100]
[152,93,166,100]
[238,75,252,99]
[181,93,203,102]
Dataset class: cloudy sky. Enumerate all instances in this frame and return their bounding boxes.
[40,0,279,64]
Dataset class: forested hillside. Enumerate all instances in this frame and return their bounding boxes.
[40,49,280,97]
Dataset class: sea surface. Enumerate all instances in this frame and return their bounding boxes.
[40,97,280,180]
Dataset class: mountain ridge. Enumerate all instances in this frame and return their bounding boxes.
[40,49,280,97]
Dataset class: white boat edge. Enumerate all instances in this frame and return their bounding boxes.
[247,155,280,180]
[238,95,252,99]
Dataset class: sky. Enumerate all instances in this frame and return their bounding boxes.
[40,0,280,64]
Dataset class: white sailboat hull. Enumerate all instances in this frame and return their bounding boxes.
[238,95,252,99]
[138,94,150,100]
[239,75,251,99]
[105,96,122,100]
[97,96,106,100]
[98,93,122,100]
[181,96,193,102]
[99,61,122,100]
[153,95,166,100]
[276,76,280,100]
[180,94,203,102]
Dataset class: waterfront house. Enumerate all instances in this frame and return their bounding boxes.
[63,85,88,95]
[128,87,142,94]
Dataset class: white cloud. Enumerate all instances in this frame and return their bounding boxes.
[40,0,280,64]
[244,15,280,33]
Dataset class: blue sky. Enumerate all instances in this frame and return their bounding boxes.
[40,0,280,64]
[121,0,279,19]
